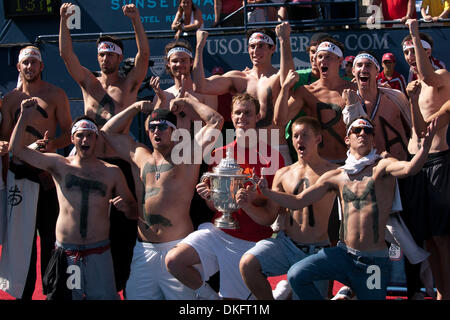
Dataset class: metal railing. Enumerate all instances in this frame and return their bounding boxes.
[32,1,449,44]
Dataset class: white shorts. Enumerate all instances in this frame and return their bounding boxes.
[180,223,257,300]
[125,238,196,300]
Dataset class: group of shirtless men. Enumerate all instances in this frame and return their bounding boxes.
[0,3,449,300]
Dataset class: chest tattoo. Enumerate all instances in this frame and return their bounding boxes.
[342,179,379,243]
[65,174,107,238]
[316,102,345,147]
[290,177,315,227]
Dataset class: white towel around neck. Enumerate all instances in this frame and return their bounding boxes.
[340,148,381,175]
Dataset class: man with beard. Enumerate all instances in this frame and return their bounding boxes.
[59,3,150,292]
[0,46,72,300]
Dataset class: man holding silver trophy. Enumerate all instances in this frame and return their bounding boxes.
[165,93,285,300]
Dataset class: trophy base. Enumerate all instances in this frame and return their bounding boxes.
[214,216,239,229]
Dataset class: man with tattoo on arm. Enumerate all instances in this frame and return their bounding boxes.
[257,116,437,299]
[274,37,357,163]
[239,116,338,300]
[165,93,285,300]
[101,98,223,299]
[193,22,294,165]
[400,19,450,300]
[59,2,150,291]
[9,98,138,300]
[0,46,72,300]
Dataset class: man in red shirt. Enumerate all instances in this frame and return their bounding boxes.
[165,93,285,300]
[377,53,407,95]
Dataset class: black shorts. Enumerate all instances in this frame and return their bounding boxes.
[399,149,450,242]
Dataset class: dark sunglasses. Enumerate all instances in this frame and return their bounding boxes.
[149,123,169,132]
[351,127,374,135]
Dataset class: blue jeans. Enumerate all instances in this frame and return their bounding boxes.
[287,242,392,300]
[245,231,330,299]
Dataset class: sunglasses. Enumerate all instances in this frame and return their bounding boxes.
[351,127,374,135]
[149,122,169,132]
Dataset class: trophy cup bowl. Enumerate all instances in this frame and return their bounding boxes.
[201,150,254,229]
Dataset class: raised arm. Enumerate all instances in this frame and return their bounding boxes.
[59,3,97,87]
[122,4,150,89]
[257,169,340,210]
[101,100,154,161]
[10,98,66,172]
[170,97,224,154]
[193,30,235,95]
[406,80,428,137]
[405,19,441,86]
[276,22,294,85]
[385,118,438,178]
[273,70,302,126]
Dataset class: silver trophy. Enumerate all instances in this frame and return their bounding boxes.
[201,149,255,229]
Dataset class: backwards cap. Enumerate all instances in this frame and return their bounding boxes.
[148,109,177,128]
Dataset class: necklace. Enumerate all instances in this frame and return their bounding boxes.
[154,158,164,180]
[357,89,381,121]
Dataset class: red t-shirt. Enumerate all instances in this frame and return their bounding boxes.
[381,0,417,20]
[377,70,407,95]
[209,140,285,242]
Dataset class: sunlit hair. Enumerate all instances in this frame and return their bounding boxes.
[291,116,322,136]
[231,92,260,115]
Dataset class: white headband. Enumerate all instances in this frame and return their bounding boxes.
[149,119,177,130]
[97,41,123,55]
[167,47,193,59]
[402,40,431,51]
[71,119,99,136]
[346,118,374,136]
[18,48,42,64]
[316,41,343,58]
[353,53,380,71]
[248,32,275,46]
